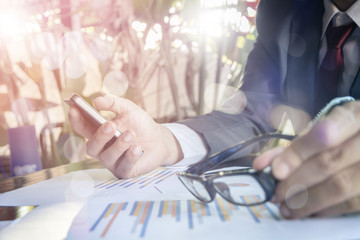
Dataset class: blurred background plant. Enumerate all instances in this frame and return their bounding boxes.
[0,0,258,177]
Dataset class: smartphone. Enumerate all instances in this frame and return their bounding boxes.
[65,93,122,139]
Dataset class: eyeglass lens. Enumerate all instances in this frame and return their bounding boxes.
[179,135,293,206]
[213,174,266,205]
[178,176,212,202]
[179,173,268,205]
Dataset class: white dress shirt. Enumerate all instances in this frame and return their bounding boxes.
[162,123,207,167]
[164,0,360,167]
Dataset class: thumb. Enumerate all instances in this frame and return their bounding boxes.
[93,94,136,114]
[253,147,284,170]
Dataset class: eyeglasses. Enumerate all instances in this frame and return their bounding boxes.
[178,133,295,206]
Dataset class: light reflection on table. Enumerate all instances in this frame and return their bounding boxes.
[0,158,103,193]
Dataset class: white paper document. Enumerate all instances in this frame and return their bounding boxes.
[1,167,360,240]
[66,198,360,240]
[66,167,360,240]
[0,167,192,206]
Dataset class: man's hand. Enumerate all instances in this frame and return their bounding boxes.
[253,100,360,219]
[68,94,183,178]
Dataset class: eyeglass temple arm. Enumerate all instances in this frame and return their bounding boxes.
[187,133,295,175]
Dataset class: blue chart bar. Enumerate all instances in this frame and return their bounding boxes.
[176,200,181,222]
[187,200,193,229]
[157,201,165,217]
[241,195,280,223]
[89,202,129,238]
[86,197,281,238]
[90,204,112,231]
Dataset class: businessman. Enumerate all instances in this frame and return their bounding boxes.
[69,0,360,219]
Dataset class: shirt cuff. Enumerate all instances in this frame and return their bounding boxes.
[162,123,208,167]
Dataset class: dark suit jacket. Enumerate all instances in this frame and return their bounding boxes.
[180,0,360,159]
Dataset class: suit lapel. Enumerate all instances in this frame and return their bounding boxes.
[350,67,360,99]
[285,0,324,117]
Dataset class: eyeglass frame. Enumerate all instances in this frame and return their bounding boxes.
[178,96,356,206]
[178,133,295,206]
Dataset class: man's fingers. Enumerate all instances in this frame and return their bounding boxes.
[92,94,154,136]
[98,130,135,173]
[272,101,360,180]
[272,119,339,179]
[93,95,135,115]
[253,147,284,170]
[325,101,360,143]
[278,161,360,219]
[86,122,117,158]
[313,195,360,218]
[112,144,144,179]
[274,130,360,202]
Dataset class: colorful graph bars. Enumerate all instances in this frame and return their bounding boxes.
[78,198,280,239]
[66,169,283,239]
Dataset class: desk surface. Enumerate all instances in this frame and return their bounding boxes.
[0,159,102,193]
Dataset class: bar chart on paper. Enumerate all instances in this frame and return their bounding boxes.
[94,169,178,191]
[66,197,281,239]
[65,168,360,240]
[89,169,190,202]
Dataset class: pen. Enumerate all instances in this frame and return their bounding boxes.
[268,96,356,193]
[311,96,355,124]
